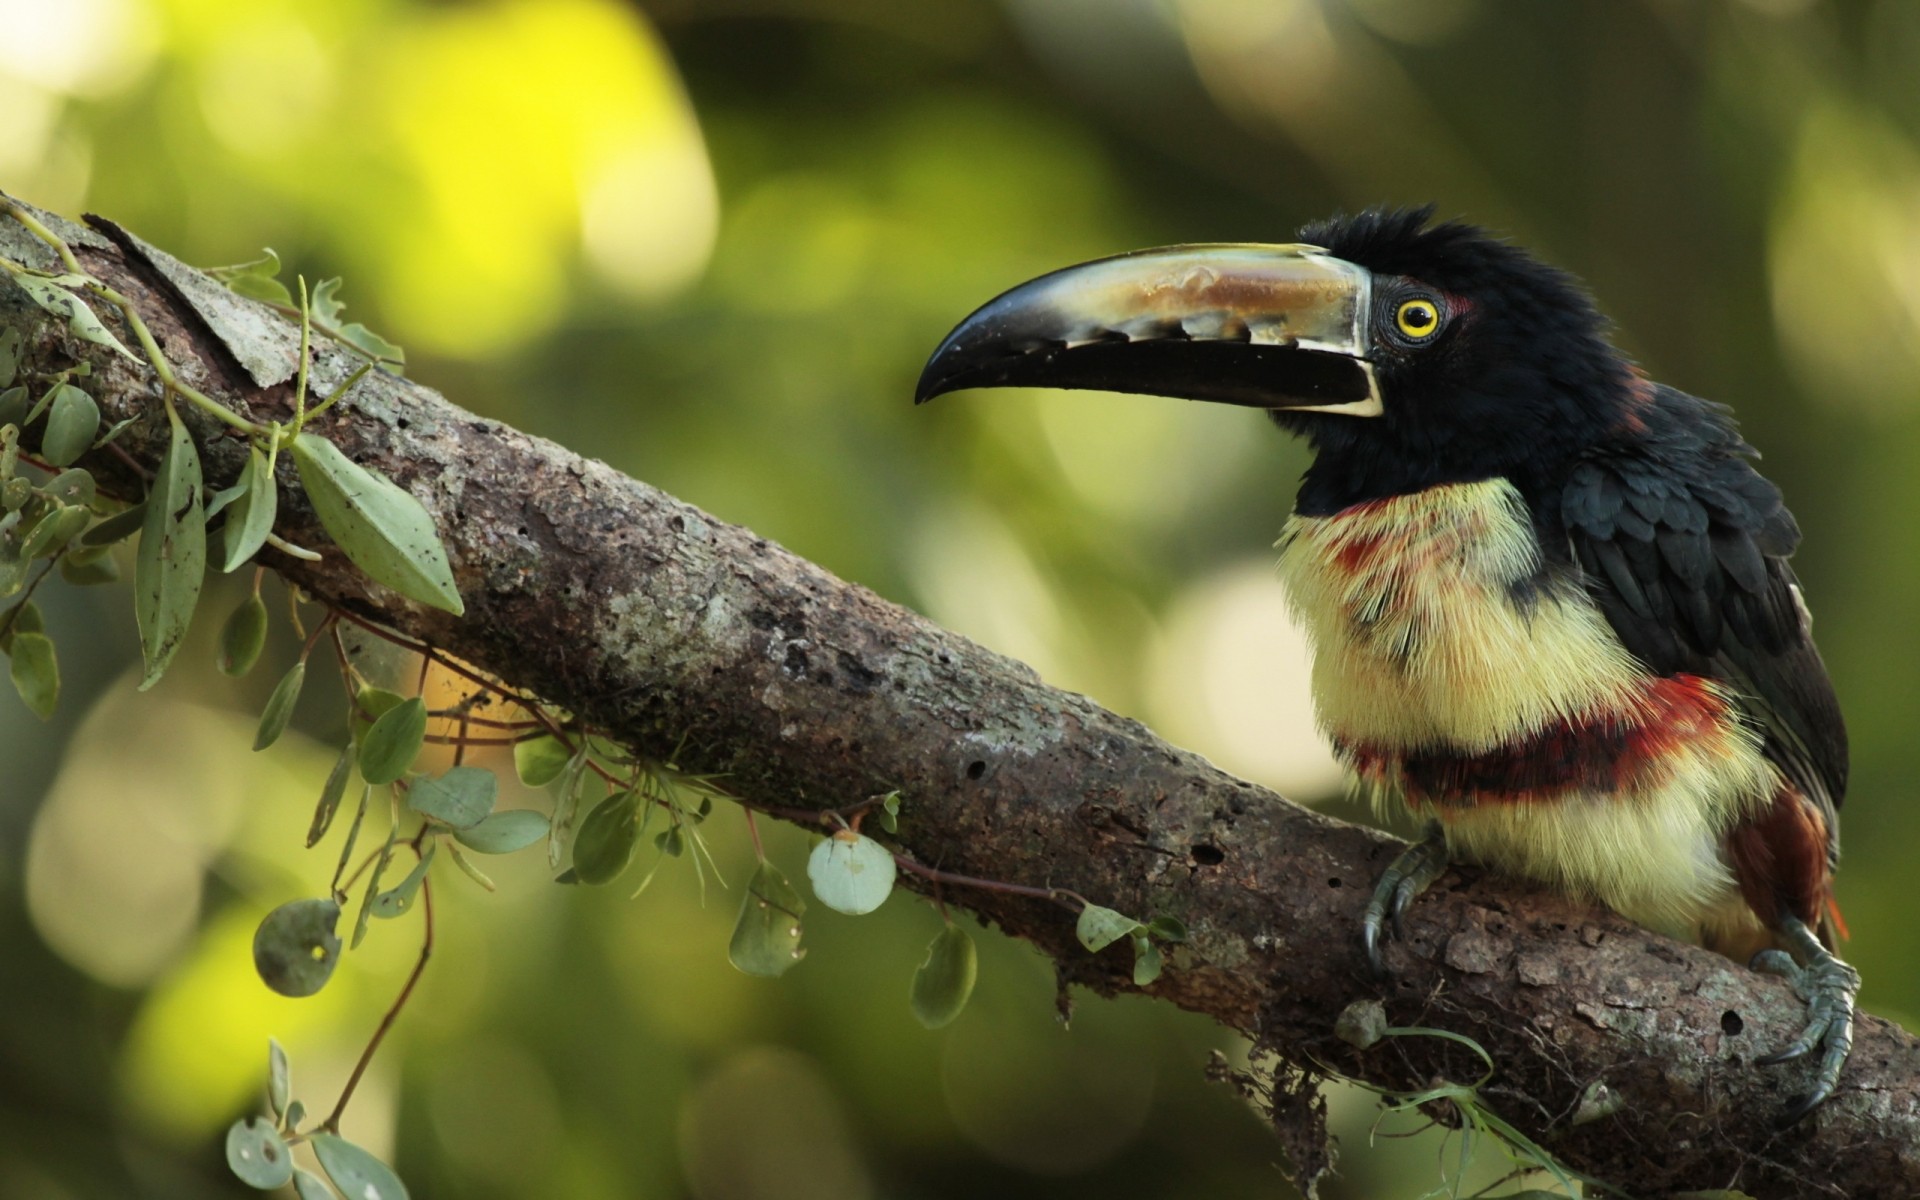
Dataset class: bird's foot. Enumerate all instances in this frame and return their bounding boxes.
[1361,822,1448,978]
[1749,914,1859,1125]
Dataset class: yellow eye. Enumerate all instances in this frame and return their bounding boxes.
[1395,297,1441,340]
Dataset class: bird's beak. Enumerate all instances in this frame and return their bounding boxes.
[915,245,1383,417]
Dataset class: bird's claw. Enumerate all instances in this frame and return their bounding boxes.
[1748,915,1860,1125]
[1362,823,1448,978]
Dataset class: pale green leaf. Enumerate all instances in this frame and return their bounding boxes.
[267,1038,290,1117]
[289,433,461,614]
[311,1133,409,1200]
[406,765,495,828]
[10,273,135,359]
[1145,915,1189,943]
[910,924,977,1028]
[572,791,641,885]
[221,445,278,571]
[453,808,549,854]
[292,1168,335,1200]
[253,661,306,751]
[806,832,897,915]
[225,1117,294,1189]
[0,327,20,388]
[218,592,268,677]
[358,696,426,785]
[8,630,58,718]
[339,322,405,367]
[513,734,570,787]
[134,402,206,690]
[0,385,28,427]
[39,383,97,466]
[371,843,435,918]
[331,785,370,892]
[308,277,347,326]
[729,861,806,977]
[1075,904,1141,954]
[1130,934,1163,987]
[351,833,396,950]
[20,505,89,559]
[252,897,341,997]
[44,467,93,506]
[445,840,497,890]
[80,499,145,546]
[307,741,356,847]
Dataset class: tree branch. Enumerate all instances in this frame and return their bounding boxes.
[3,195,1914,1199]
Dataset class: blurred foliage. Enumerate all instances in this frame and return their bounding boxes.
[3,0,1919,1197]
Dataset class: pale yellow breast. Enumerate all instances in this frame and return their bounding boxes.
[1275,478,1644,752]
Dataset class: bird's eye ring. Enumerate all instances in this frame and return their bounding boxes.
[1394,297,1442,341]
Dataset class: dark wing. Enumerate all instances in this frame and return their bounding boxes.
[1560,387,1847,842]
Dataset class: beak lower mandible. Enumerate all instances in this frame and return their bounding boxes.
[914,245,1383,417]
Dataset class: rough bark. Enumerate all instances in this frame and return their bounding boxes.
[2,196,1915,1199]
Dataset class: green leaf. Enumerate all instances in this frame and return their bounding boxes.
[39,383,98,466]
[1075,904,1141,954]
[44,467,94,506]
[221,445,279,571]
[219,592,269,677]
[352,833,396,950]
[310,1132,410,1200]
[513,733,570,787]
[252,897,341,997]
[454,808,549,854]
[308,742,356,847]
[878,790,901,834]
[406,765,496,828]
[1145,915,1189,943]
[445,841,497,891]
[806,831,897,915]
[372,843,435,918]
[59,545,119,585]
[0,385,29,427]
[267,1038,290,1117]
[728,861,807,977]
[211,249,294,306]
[253,661,306,751]
[20,505,89,559]
[8,630,58,718]
[283,1099,306,1132]
[292,1168,335,1200]
[0,327,20,388]
[350,685,406,744]
[1130,934,1163,987]
[134,401,206,690]
[10,273,136,359]
[309,277,348,326]
[546,746,590,871]
[80,499,145,545]
[0,599,43,648]
[338,322,406,366]
[910,924,977,1029]
[358,696,426,785]
[331,785,370,892]
[572,791,641,885]
[289,432,461,614]
[225,1116,294,1189]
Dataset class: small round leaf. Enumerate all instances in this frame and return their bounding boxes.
[292,1168,336,1200]
[8,630,58,719]
[254,661,306,751]
[1130,934,1163,987]
[225,1116,294,1189]
[572,792,641,885]
[1074,904,1141,954]
[311,1132,409,1200]
[40,383,99,467]
[220,593,269,677]
[454,808,550,854]
[729,861,807,977]
[358,696,427,785]
[252,897,341,998]
[406,765,496,828]
[513,734,570,787]
[806,831,896,916]
[910,924,977,1029]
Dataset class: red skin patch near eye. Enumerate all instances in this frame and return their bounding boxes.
[1726,785,1834,932]
[1337,674,1730,806]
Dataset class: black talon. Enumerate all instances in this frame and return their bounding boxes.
[1750,914,1859,1124]
[1362,822,1448,978]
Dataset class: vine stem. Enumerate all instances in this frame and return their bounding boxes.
[321,867,433,1135]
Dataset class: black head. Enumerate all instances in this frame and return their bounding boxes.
[915,206,1639,515]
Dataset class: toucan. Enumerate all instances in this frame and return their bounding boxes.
[915,207,1856,1124]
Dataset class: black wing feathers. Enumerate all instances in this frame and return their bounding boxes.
[1560,387,1847,837]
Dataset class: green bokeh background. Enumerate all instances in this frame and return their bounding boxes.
[3,1,1917,1197]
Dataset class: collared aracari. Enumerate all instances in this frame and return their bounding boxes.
[915,207,1856,1124]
